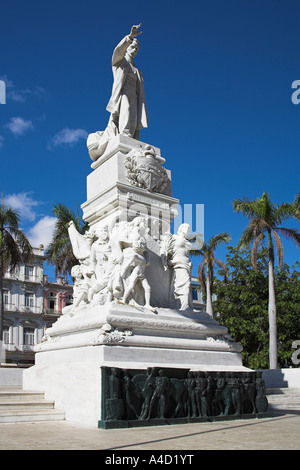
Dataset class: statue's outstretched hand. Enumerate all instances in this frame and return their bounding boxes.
[129,23,142,39]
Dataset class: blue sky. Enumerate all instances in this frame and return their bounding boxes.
[1,0,299,277]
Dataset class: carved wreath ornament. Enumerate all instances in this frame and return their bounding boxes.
[91,324,133,345]
[124,146,168,193]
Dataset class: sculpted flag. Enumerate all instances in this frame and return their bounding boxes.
[68,221,93,261]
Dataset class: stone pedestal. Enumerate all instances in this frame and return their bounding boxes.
[23,136,259,428]
[23,302,249,426]
[82,135,178,235]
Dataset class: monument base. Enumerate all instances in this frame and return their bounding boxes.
[22,303,263,427]
[98,366,269,429]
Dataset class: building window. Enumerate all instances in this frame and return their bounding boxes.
[3,327,9,344]
[192,287,199,300]
[25,292,35,307]
[23,328,35,346]
[48,292,57,311]
[25,265,34,280]
[3,289,9,305]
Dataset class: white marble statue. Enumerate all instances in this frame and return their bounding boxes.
[119,217,154,310]
[66,214,193,312]
[63,222,97,313]
[88,226,111,302]
[69,264,91,311]
[121,237,153,311]
[87,24,148,161]
[67,215,156,310]
[161,223,193,311]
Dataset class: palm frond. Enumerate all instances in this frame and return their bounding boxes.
[214,258,229,281]
[257,192,276,226]
[209,232,231,251]
[0,231,22,274]
[274,202,297,224]
[232,198,259,218]
[0,206,21,232]
[45,202,89,276]
[0,205,32,275]
[237,216,270,249]
[251,233,265,271]
[197,260,207,292]
[292,193,300,221]
[236,224,256,249]
[15,230,33,262]
[275,227,300,249]
[272,230,283,271]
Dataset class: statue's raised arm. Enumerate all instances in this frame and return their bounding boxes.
[129,24,142,39]
[111,24,142,66]
[87,24,148,162]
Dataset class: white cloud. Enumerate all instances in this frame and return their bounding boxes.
[4,117,34,136]
[0,75,50,103]
[3,192,56,248]
[4,192,40,222]
[0,74,14,89]
[8,89,30,103]
[49,127,88,149]
[27,216,56,248]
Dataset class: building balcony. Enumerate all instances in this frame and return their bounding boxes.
[3,303,17,312]
[2,343,17,352]
[3,343,36,353]
[3,273,42,283]
[43,308,61,315]
[19,305,42,314]
[18,344,35,352]
[23,274,42,283]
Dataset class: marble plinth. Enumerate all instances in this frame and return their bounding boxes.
[23,303,249,426]
[81,135,178,233]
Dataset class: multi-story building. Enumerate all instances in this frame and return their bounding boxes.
[2,245,73,365]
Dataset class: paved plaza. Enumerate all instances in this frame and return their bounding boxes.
[0,411,299,450]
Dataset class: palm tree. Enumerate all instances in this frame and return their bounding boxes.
[233,191,300,369]
[197,233,231,318]
[0,203,33,342]
[293,192,300,221]
[45,203,89,277]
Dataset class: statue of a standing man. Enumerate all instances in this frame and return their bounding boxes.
[88,24,148,161]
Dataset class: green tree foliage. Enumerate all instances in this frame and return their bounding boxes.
[45,203,89,277]
[214,246,300,369]
[233,191,300,369]
[0,203,33,341]
[197,232,231,317]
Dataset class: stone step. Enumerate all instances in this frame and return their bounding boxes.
[266,388,300,411]
[0,390,45,402]
[267,388,300,396]
[0,399,55,410]
[0,387,65,423]
[0,409,66,423]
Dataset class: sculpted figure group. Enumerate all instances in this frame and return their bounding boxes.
[103,367,268,423]
[69,25,194,313]
[64,216,193,314]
